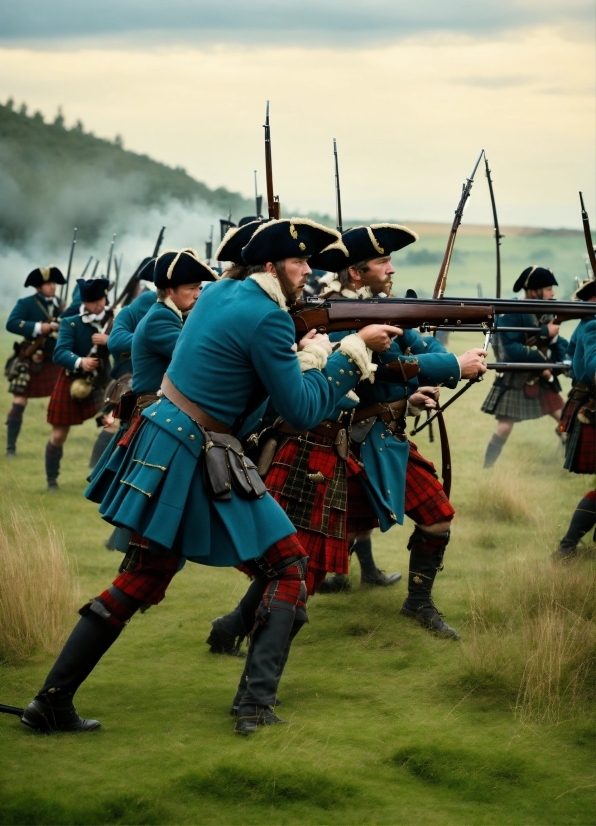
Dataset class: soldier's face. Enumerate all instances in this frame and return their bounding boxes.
[527,286,555,300]
[83,297,107,314]
[350,255,394,296]
[267,258,312,301]
[168,283,202,313]
[37,283,57,297]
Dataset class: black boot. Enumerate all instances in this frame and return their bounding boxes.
[400,527,460,640]
[21,609,123,733]
[89,428,114,470]
[354,537,402,586]
[483,434,506,468]
[6,403,24,457]
[554,494,596,561]
[234,608,296,735]
[207,578,266,656]
[45,441,63,490]
[318,574,351,594]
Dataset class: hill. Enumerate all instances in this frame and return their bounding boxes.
[0,98,254,248]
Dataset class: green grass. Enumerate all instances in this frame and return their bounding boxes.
[0,324,595,824]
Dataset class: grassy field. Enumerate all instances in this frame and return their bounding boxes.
[0,271,595,824]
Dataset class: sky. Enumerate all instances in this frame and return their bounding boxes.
[0,0,594,228]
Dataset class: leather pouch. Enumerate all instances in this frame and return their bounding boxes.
[350,417,376,444]
[256,433,280,478]
[201,428,267,500]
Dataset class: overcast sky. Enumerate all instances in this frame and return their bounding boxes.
[0,0,594,227]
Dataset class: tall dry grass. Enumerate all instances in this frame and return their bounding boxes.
[0,500,79,661]
[463,555,595,723]
[464,467,541,525]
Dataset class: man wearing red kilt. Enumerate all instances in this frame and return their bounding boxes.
[482,267,568,467]
[4,266,65,457]
[556,278,596,559]
[45,277,112,489]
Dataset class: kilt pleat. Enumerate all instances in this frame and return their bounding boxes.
[560,397,596,474]
[482,382,563,421]
[27,358,62,398]
[47,369,104,425]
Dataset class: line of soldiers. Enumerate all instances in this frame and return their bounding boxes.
[4,215,594,737]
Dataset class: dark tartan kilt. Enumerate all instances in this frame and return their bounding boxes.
[481,381,564,421]
[47,369,105,426]
[26,357,62,398]
[560,397,596,474]
[405,443,455,525]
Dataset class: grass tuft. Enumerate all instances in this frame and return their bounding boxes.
[0,494,79,662]
[465,467,539,524]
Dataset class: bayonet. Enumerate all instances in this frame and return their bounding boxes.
[106,233,116,281]
[61,227,77,305]
[484,156,504,297]
[333,138,343,233]
[152,226,166,259]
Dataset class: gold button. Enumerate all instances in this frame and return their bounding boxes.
[166,418,171,423]
[379,447,383,451]
[70,322,75,327]
[177,427,183,432]
[328,376,332,382]
[349,371,354,376]
[190,435,195,440]
[381,434,385,439]
[335,381,340,386]
[157,399,162,404]
[339,369,345,375]
[150,412,156,417]
[356,371,361,376]
[449,376,453,380]
[348,358,353,363]
[387,489,391,494]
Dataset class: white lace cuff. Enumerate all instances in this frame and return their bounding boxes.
[297,343,329,372]
[337,334,377,383]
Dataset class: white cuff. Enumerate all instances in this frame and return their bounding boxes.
[74,357,82,370]
[33,322,42,337]
[297,343,329,372]
[407,401,426,417]
[337,334,377,383]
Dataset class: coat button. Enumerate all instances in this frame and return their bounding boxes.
[177,427,183,432]
[190,434,195,440]
[339,369,345,375]
[349,371,354,376]
[328,376,332,382]
[166,418,171,423]
[335,381,340,386]
[150,412,156,417]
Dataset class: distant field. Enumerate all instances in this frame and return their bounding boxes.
[0,323,594,825]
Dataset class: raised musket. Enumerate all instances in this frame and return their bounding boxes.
[579,191,596,277]
[115,226,166,308]
[484,156,504,297]
[61,227,77,305]
[79,255,93,279]
[205,225,214,264]
[333,138,343,233]
[106,233,116,281]
[254,170,263,219]
[433,150,484,299]
[263,101,281,219]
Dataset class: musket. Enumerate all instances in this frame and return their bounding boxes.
[333,138,343,233]
[106,234,116,281]
[113,253,122,300]
[61,227,77,305]
[80,255,93,279]
[263,101,281,219]
[205,225,214,263]
[433,150,485,299]
[115,226,166,308]
[254,170,263,219]
[91,259,100,278]
[477,283,484,298]
[485,156,504,298]
[152,226,166,258]
[579,192,596,277]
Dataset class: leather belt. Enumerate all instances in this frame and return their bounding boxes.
[160,374,232,434]
[276,418,346,442]
[353,399,407,425]
[572,381,595,397]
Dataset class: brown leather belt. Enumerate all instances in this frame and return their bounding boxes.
[160,374,232,434]
[276,418,345,442]
[353,399,407,425]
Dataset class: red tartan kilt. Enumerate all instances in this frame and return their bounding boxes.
[539,384,565,416]
[405,443,455,526]
[346,473,378,534]
[570,424,596,473]
[47,369,103,426]
[27,358,61,398]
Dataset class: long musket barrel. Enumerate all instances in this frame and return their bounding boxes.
[62,227,77,304]
[579,191,596,277]
[263,101,280,219]
[115,226,166,308]
[333,138,343,233]
[106,234,116,281]
[433,150,484,299]
[79,255,93,279]
[484,155,503,298]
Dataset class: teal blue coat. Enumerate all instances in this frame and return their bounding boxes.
[569,318,596,384]
[6,294,61,346]
[131,300,183,395]
[108,291,156,379]
[85,277,365,566]
[53,312,108,370]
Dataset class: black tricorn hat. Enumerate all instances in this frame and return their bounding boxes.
[572,278,596,301]
[24,265,66,288]
[77,277,110,303]
[309,224,418,272]
[138,257,156,281]
[216,219,269,265]
[512,266,558,293]
[153,248,219,289]
[241,218,342,266]
[238,216,258,227]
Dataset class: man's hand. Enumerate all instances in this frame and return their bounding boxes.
[457,348,488,379]
[91,332,109,346]
[409,386,439,409]
[541,369,553,380]
[357,324,403,352]
[40,322,56,335]
[546,321,560,338]
[298,328,332,355]
[81,357,99,373]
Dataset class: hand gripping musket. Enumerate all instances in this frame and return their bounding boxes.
[61,227,77,305]
[115,225,165,308]
[333,138,343,233]
[263,101,281,219]
[433,150,484,299]
[484,155,504,298]
[579,191,596,277]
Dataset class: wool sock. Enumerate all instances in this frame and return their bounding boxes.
[483,433,507,468]
[560,492,596,551]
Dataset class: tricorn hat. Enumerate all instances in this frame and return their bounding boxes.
[137,257,156,281]
[24,266,66,288]
[309,224,418,272]
[77,277,110,303]
[153,249,219,289]
[216,219,269,265]
[572,278,596,301]
[513,266,558,293]
[241,218,342,266]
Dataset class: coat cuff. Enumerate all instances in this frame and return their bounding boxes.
[296,343,329,373]
[338,334,377,383]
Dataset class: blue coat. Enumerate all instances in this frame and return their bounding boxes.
[6,294,62,349]
[53,312,106,370]
[108,291,156,379]
[569,318,596,384]
[131,299,182,395]
[85,277,366,567]
[495,311,568,364]
[61,284,82,318]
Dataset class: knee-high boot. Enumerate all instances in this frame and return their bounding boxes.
[207,578,266,655]
[45,441,63,490]
[89,428,114,469]
[400,527,459,639]
[6,403,25,456]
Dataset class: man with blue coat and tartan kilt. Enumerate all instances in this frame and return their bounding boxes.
[482,266,568,467]
[21,218,398,736]
[555,278,596,559]
[44,277,112,489]
[5,266,65,457]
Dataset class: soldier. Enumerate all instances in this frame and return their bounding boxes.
[555,278,596,558]
[482,266,568,468]
[5,266,64,457]
[21,218,394,736]
[45,277,112,490]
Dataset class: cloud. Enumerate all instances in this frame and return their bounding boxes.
[453,75,533,88]
[0,0,593,47]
